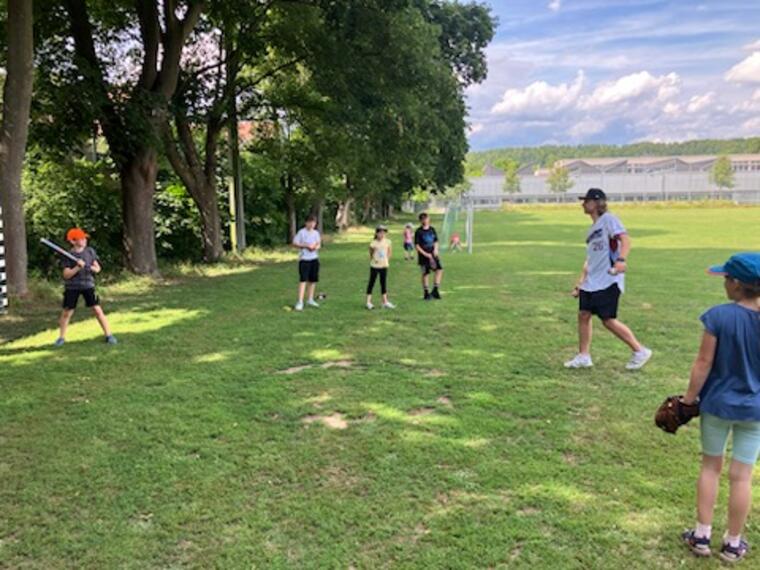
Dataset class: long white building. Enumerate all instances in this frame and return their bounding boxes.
[468,154,760,206]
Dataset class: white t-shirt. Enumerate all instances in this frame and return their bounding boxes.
[293,228,320,261]
[581,212,626,293]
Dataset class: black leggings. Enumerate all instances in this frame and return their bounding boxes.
[367,267,388,295]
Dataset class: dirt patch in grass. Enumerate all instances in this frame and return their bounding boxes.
[425,369,446,378]
[321,360,354,369]
[509,543,524,562]
[302,413,349,430]
[562,452,578,465]
[408,407,436,417]
[278,360,354,375]
[436,396,453,407]
[517,506,541,516]
[278,364,313,375]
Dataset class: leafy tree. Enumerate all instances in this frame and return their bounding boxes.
[547,165,573,193]
[501,160,520,193]
[0,0,34,297]
[710,155,735,191]
[34,0,204,275]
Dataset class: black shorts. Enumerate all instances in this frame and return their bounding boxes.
[299,259,320,283]
[418,255,443,275]
[403,243,414,252]
[579,284,620,320]
[63,288,99,310]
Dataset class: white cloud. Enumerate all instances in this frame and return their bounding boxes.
[569,118,606,139]
[663,102,680,115]
[580,71,680,109]
[725,52,760,84]
[686,92,715,113]
[744,39,760,51]
[491,71,585,116]
[468,123,485,135]
[741,116,760,133]
[548,0,562,12]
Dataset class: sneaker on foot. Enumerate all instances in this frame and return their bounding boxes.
[564,354,593,369]
[366,302,374,310]
[53,337,65,347]
[306,299,320,308]
[423,292,432,301]
[682,529,712,557]
[626,347,653,370]
[382,302,396,309]
[431,288,441,299]
[720,538,749,563]
[105,335,118,345]
[294,301,304,311]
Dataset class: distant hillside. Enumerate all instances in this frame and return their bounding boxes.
[465,137,760,177]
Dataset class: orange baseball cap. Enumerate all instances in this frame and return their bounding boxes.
[66,228,89,241]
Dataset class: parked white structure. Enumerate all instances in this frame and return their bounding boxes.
[468,154,760,207]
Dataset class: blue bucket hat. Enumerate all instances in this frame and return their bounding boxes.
[708,252,760,284]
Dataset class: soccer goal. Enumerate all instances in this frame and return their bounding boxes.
[440,198,474,254]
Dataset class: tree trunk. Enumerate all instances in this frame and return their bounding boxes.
[0,0,34,297]
[362,196,372,223]
[315,199,324,233]
[197,186,224,262]
[335,197,353,231]
[284,174,297,243]
[120,149,159,275]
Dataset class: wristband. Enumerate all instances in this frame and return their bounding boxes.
[616,257,626,262]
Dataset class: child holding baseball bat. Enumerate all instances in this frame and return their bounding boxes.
[680,253,760,563]
[54,228,117,346]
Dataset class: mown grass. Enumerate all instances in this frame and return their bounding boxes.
[1,204,759,569]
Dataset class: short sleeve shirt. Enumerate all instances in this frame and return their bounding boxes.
[414,226,438,254]
[370,238,391,268]
[293,228,320,261]
[698,303,760,421]
[62,247,99,290]
[581,212,627,293]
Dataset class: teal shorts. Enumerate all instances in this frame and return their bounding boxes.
[701,413,760,465]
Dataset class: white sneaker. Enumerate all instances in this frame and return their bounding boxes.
[626,347,653,370]
[564,354,593,369]
[294,301,304,311]
[382,302,396,309]
[366,302,374,310]
[306,299,320,308]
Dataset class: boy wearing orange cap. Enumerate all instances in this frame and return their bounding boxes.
[54,228,117,346]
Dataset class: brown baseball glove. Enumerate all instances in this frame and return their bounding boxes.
[655,395,700,434]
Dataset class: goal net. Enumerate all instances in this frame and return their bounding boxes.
[440,198,473,253]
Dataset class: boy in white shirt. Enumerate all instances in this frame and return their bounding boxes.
[292,215,321,311]
[565,188,652,370]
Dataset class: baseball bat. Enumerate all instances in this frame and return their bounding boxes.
[40,238,80,263]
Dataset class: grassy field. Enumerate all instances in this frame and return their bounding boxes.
[1,204,759,569]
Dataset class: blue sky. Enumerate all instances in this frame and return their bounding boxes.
[466,0,760,150]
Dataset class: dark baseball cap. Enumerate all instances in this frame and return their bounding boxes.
[578,188,607,201]
[708,252,760,284]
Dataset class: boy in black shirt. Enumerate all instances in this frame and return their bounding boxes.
[54,228,117,346]
[415,212,444,300]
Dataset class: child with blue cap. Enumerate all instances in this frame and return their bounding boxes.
[680,252,760,563]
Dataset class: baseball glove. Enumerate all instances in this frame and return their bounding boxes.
[655,395,700,434]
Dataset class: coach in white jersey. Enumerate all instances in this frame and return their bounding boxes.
[565,188,653,370]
